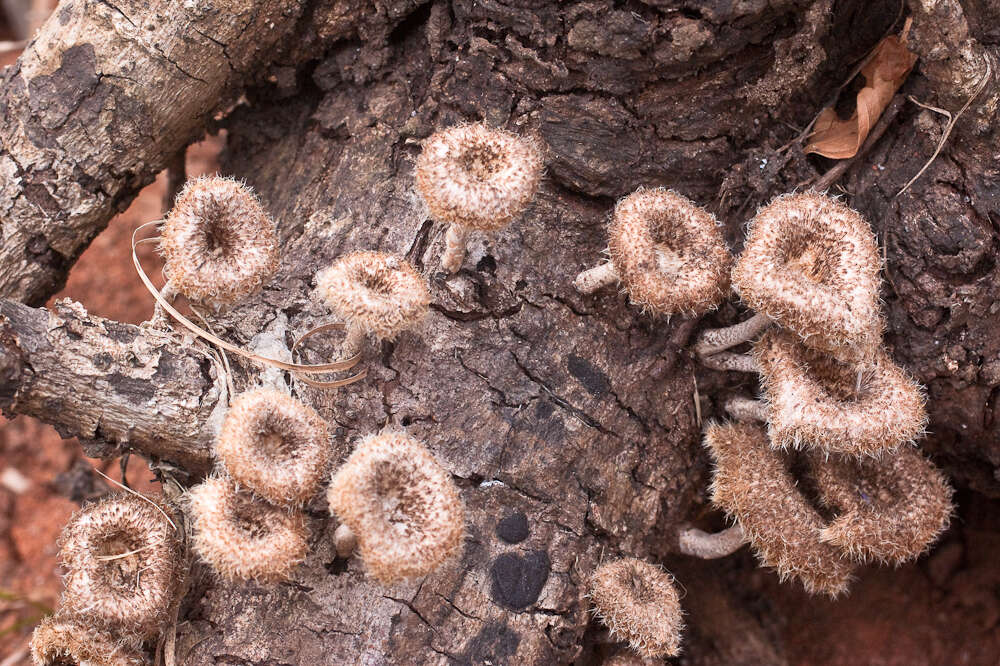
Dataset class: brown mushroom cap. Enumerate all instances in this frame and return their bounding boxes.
[588,558,684,659]
[31,613,146,666]
[732,192,883,362]
[188,476,308,583]
[608,188,732,315]
[706,422,854,596]
[315,252,430,341]
[807,447,953,565]
[415,123,544,231]
[753,329,927,458]
[326,431,465,584]
[160,176,280,306]
[59,494,183,638]
[215,389,331,506]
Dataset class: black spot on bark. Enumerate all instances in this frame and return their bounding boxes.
[107,373,157,402]
[535,400,554,420]
[490,550,550,609]
[496,511,529,544]
[27,43,100,131]
[92,352,113,370]
[476,254,497,274]
[102,320,138,344]
[324,558,349,575]
[567,353,610,397]
[462,622,521,665]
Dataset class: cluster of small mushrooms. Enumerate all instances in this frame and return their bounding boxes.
[29,122,953,665]
[572,189,953,657]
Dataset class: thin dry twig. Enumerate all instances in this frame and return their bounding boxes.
[90,467,178,532]
[896,56,993,197]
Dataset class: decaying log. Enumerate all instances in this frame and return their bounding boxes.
[3,0,1000,662]
[0,298,218,473]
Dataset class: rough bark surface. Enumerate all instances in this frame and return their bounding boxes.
[1,0,999,663]
[0,298,218,473]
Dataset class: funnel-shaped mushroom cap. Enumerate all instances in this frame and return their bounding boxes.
[589,558,684,659]
[415,123,544,231]
[609,188,732,315]
[732,192,883,362]
[215,389,330,506]
[316,252,430,341]
[160,176,280,306]
[31,614,146,666]
[188,476,308,582]
[327,431,465,584]
[807,447,953,565]
[59,494,183,638]
[753,329,927,458]
[706,422,854,596]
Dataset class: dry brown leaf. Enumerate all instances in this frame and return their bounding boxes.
[805,30,917,159]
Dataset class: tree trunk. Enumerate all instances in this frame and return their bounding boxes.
[2,0,999,663]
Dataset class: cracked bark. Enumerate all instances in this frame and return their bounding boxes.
[2,0,1000,663]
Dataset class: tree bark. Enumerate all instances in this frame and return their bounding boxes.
[2,0,1000,663]
[0,298,219,474]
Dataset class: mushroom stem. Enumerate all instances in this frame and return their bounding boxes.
[724,396,768,422]
[342,322,367,359]
[334,523,357,559]
[700,352,758,373]
[678,524,747,559]
[692,311,772,356]
[441,224,473,273]
[148,280,178,328]
[573,261,618,294]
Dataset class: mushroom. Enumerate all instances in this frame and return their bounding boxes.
[315,251,430,359]
[588,557,684,659]
[30,613,145,666]
[574,188,733,316]
[695,192,883,361]
[159,176,280,309]
[215,388,331,506]
[807,447,953,565]
[753,329,927,458]
[58,494,183,638]
[187,476,308,582]
[415,123,544,272]
[700,422,854,596]
[326,431,465,584]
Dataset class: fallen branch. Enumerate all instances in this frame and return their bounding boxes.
[0,298,219,473]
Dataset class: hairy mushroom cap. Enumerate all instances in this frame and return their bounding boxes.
[807,447,953,565]
[315,252,430,341]
[326,431,465,584]
[160,176,280,307]
[588,558,684,659]
[30,613,146,666]
[731,192,883,362]
[215,389,331,506]
[415,123,544,231]
[58,494,183,638]
[188,476,308,583]
[753,329,927,457]
[706,422,854,596]
[608,188,732,315]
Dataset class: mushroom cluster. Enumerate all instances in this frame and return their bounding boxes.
[679,192,952,596]
[31,494,184,665]
[186,389,465,587]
